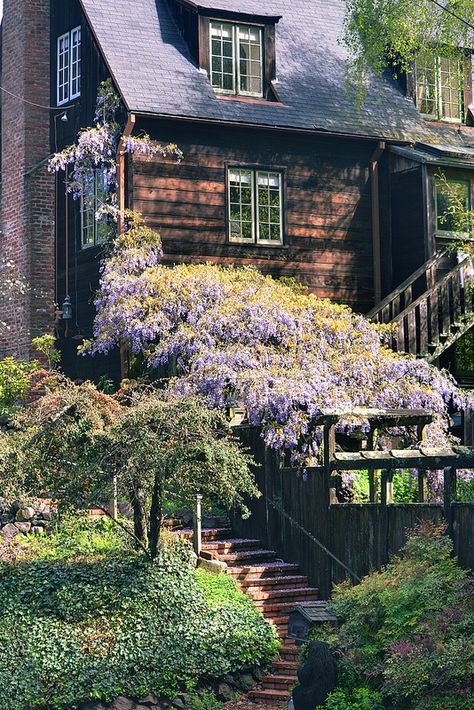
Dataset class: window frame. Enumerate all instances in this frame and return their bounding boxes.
[57,25,81,106]
[209,20,264,98]
[414,53,465,124]
[226,165,285,246]
[434,177,471,238]
[80,170,111,250]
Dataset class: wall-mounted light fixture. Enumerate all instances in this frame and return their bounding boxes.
[61,295,72,320]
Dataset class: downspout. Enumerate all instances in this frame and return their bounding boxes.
[117,113,136,235]
[117,113,136,379]
[370,140,385,304]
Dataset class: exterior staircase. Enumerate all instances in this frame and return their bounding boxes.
[179,525,317,707]
[368,250,474,361]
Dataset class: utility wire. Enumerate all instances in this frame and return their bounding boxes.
[426,0,474,33]
[0,85,73,111]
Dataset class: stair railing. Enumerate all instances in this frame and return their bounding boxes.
[391,256,474,359]
[367,250,446,324]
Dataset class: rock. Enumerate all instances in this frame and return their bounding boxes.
[41,511,54,521]
[1,523,19,539]
[197,557,227,574]
[175,508,193,526]
[292,641,337,710]
[223,674,236,687]
[16,507,35,522]
[237,673,256,692]
[171,699,184,709]
[137,696,160,706]
[111,698,134,710]
[252,668,264,682]
[9,500,21,515]
[135,705,152,710]
[15,522,32,534]
[0,497,6,514]
[0,513,14,525]
[217,683,233,702]
[31,526,44,535]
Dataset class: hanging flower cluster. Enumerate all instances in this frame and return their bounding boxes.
[48,79,183,211]
[81,233,474,486]
[0,257,29,333]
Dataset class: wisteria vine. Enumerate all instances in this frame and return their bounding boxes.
[81,229,474,496]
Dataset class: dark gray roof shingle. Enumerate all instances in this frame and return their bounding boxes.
[79,0,474,146]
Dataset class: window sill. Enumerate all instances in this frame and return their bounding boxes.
[216,94,284,106]
[227,241,289,250]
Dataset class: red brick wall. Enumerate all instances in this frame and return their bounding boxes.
[0,0,55,359]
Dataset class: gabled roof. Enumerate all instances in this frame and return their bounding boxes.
[79,0,474,146]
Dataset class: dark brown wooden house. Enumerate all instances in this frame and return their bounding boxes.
[2,0,474,390]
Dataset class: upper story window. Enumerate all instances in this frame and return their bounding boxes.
[57,26,81,106]
[228,167,283,245]
[210,22,263,97]
[415,53,465,122]
[435,178,471,236]
[81,170,112,249]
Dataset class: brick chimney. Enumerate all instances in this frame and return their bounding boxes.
[0,0,55,359]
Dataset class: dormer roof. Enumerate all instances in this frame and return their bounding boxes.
[79,0,474,146]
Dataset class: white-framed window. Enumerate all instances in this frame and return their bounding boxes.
[415,54,464,122]
[435,178,471,236]
[210,21,263,97]
[228,168,283,245]
[57,26,81,105]
[81,170,112,249]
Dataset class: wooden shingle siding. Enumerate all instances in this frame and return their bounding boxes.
[131,120,375,311]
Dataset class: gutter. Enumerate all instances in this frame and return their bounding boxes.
[117,113,136,234]
[370,140,386,304]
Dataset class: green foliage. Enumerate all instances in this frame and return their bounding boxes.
[32,334,61,368]
[0,356,39,416]
[313,524,474,709]
[0,516,279,710]
[352,470,418,503]
[319,687,384,710]
[343,0,474,105]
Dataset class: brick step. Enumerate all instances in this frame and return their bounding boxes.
[261,674,295,691]
[162,518,183,530]
[202,538,262,552]
[219,549,278,564]
[247,586,318,602]
[247,689,290,706]
[239,575,309,591]
[256,598,315,613]
[177,527,233,541]
[227,562,300,579]
[271,660,298,674]
[280,646,300,662]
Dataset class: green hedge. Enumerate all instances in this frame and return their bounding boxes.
[0,518,279,709]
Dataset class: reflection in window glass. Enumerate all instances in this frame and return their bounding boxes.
[81,170,113,249]
[228,168,283,244]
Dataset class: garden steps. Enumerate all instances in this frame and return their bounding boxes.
[200,531,317,707]
[178,527,233,541]
[240,575,309,590]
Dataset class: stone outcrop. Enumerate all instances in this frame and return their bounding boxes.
[0,498,55,539]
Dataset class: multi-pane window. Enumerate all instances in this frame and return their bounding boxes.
[415,54,464,122]
[81,171,112,249]
[435,179,470,235]
[210,22,263,97]
[57,26,81,105]
[228,168,283,244]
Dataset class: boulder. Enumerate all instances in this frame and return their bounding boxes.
[16,507,35,522]
[137,695,160,706]
[9,500,21,515]
[197,557,227,574]
[1,523,19,539]
[0,497,6,514]
[15,522,32,534]
[171,699,184,709]
[110,697,134,710]
[0,513,14,525]
[292,641,337,710]
[31,526,44,535]
[237,673,256,692]
[217,683,233,702]
[41,511,54,521]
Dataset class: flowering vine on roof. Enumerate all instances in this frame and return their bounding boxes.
[48,79,183,217]
[81,226,474,495]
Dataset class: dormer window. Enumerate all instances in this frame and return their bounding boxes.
[210,22,263,97]
[414,52,467,123]
[198,12,281,102]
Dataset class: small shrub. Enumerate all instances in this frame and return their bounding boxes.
[0,357,39,416]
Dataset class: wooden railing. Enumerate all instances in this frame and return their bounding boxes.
[367,250,446,324]
[369,252,474,361]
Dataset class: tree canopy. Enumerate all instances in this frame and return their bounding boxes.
[342,0,474,98]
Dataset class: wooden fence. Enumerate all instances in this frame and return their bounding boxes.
[232,428,474,599]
